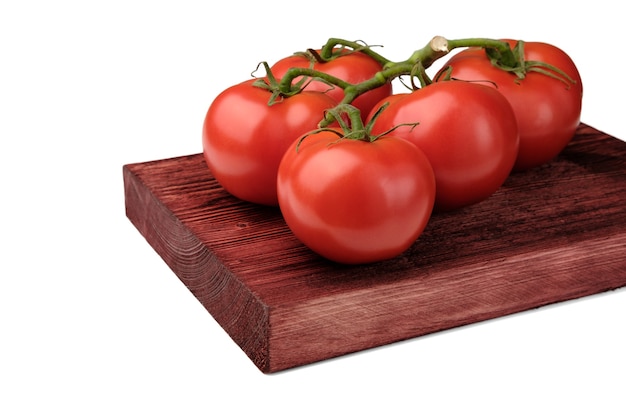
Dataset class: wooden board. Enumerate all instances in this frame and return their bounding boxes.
[123,123,626,373]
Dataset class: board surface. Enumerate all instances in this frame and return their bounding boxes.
[123,123,626,373]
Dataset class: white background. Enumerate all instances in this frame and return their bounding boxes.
[2,1,625,416]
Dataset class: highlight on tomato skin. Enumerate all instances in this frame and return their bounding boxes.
[276,130,436,265]
[202,79,338,207]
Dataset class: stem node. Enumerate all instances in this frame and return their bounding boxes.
[430,36,449,53]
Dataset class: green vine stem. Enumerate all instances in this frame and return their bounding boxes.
[274,36,455,115]
[277,67,353,95]
[315,36,484,126]
[262,36,571,127]
[318,38,392,67]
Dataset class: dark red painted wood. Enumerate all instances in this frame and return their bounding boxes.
[123,123,626,373]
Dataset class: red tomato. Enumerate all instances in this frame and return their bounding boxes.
[202,79,337,206]
[277,130,436,264]
[438,40,582,170]
[270,49,393,117]
[367,81,519,212]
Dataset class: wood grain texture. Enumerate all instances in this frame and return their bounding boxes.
[123,123,626,373]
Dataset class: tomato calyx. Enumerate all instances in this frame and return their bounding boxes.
[434,38,578,88]
[395,61,434,91]
[253,59,358,107]
[296,104,369,151]
[251,61,323,105]
[485,40,577,87]
[296,103,418,152]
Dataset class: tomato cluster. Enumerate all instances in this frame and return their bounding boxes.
[201,37,583,264]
